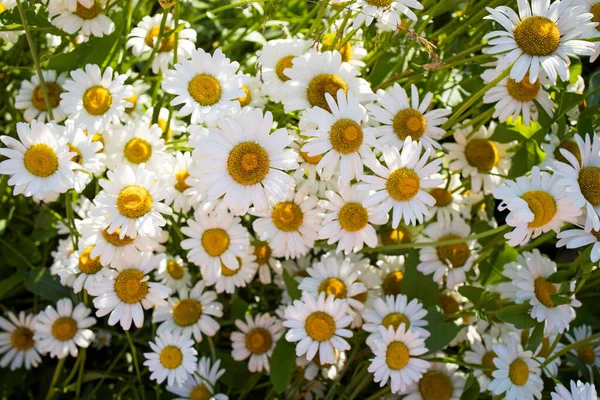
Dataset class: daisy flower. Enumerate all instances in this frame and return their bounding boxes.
[368,325,430,394]
[126,14,196,74]
[162,48,243,125]
[236,74,267,109]
[379,226,415,246]
[402,360,466,400]
[530,332,564,377]
[488,333,543,400]
[551,380,598,400]
[484,0,596,83]
[426,173,468,222]
[0,0,19,43]
[318,29,367,69]
[577,0,600,62]
[283,292,353,365]
[15,70,67,122]
[252,187,323,259]
[190,107,297,215]
[143,331,197,386]
[282,50,373,113]
[92,329,111,349]
[166,356,228,400]
[123,79,151,117]
[50,238,75,286]
[88,253,170,330]
[59,244,106,293]
[89,164,172,239]
[367,83,450,151]
[252,242,282,285]
[540,132,581,171]
[296,349,347,381]
[204,250,258,294]
[61,122,105,192]
[0,311,41,370]
[34,298,95,359]
[557,224,600,263]
[464,334,499,391]
[350,0,424,31]
[0,120,78,201]
[358,138,443,227]
[49,0,115,37]
[60,64,132,131]
[493,166,581,246]
[443,122,514,194]
[376,255,406,296]
[153,280,223,342]
[143,107,186,140]
[231,313,283,373]
[154,255,192,292]
[565,325,600,374]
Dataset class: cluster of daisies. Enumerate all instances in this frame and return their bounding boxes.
[0,0,600,398]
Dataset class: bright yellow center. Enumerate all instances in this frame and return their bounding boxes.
[236,86,252,107]
[172,299,203,327]
[386,341,409,370]
[114,269,148,304]
[578,346,596,365]
[83,86,112,116]
[253,244,272,264]
[382,271,404,295]
[507,76,540,102]
[245,328,273,354]
[305,311,336,342]
[0,3,5,12]
[79,245,102,275]
[386,168,421,201]
[436,235,470,268]
[318,277,347,299]
[300,144,323,164]
[74,1,101,19]
[393,109,427,141]
[174,169,190,192]
[322,34,353,62]
[430,188,453,207]
[465,138,499,171]
[166,260,184,279]
[24,144,58,177]
[338,202,369,232]
[124,138,152,164]
[521,190,556,228]
[11,327,35,351]
[51,317,77,341]
[508,359,529,386]
[592,3,600,31]
[381,226,412,245]
[554,140,581,165]
[482,351,497,377]
[330,118,364,155]
[31,82,62,111]
[275,55,295,82]
[382,312,411,331]
[124,93,137,114]
[188,74,221,106]
[418,371,453,400]
[534,277,557,308]
[201,228,230,257]
[101,227,134,247]
[144,25,175,52]
[306,74,348,112]
[117,186,153,219]
[438,294,460,314]
[513,16,561,56]
[272,202,303,232]
[227,142,270,186]
[578,166,600,207]
[190,385,213,400]
[68,144,82,165]
[160,345,183,369]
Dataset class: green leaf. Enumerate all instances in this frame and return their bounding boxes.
[525,323,544,352]
[46,31,120,72]
[283,269,302,301]
[577,105,600,135]
[24,267,71,302]
[0,273,24,300]
[509,140,544,178]
[460,374,480,400]
[458,286,498,311]
[424,306,462,353]
[496,303,537,329]
[546,269,576,283]
[218,352,253,389]
[565,353,591,382]
[403,250,440,308]
[229,294,250,322]
[269,336,296,394]
[569,61,582,84]
[550,294,572,306]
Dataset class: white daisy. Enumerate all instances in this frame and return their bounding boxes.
[530,332,564,377]
[376,255,406,296]
[205,250,258,294]
[464,334,499,391]
[142,107,186,140]
[577,0,600,62]
[236,74,267,109]
[565,325,600,374]
[0,311,41,370]
[15,70,67,122]
[551,380,598,400]
[166,356,228,400]
[426,173,469,222]
[160,152,195,213]
[402,359,466,400]
[154,255,192,292]
[123,79,151,118]
[34,298,95,359]
[557,224,600,263]
[350,0,424,31]
[49,0,115,37]
[231,313,283,373]
[61,122,105,192]
[318,29,367,69]
[540,132,581,171]
[50,237,75,286]
[252,242,282,285]
[143,331,197,386]
[92,329,111,349]
[59,244,106,293]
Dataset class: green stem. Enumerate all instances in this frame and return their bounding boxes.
[125,331,143,386]
[308,0,328,37]
[75,348,86,398]
[64,192,79,250]
[543,333,600,366]
[192,0,261,22]
[365,386,390,400]
[119,0,134,72]
[518,231,557,253]
[88,346,128,398]
[141,8,169,75]
[45,357,66,400]
[207,336,217,361]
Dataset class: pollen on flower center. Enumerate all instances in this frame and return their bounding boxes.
[386,168,421,201]
[534,277,557,308]
[117,185,153,219]
[554,139,581,165]
[272,202,304,232]
[305,311,336,342]
[329,118,364,154]
[436,235,470,268]
[172,299,203,327]
[174,169,191,192]
[236,86,252,107]
[521,190,557,228]
[338,202,369,232]
[31,82,62,111]
[11,327,35,350]
[227,142,270,186]
[253,244,272,264]
[591,3,600,31]
[482,351,497,377]
[101,227,135,247]
[160,345,183,369]
[68,144,82,165]
[190,384,212,400]
[24,143,59,178]
[430,188,453,207]
[318,277,347,299]
[418,371,453,400]
[124,138,153,164]
[386,341,409,370]
[221,258,241,277]
[381,226,412,245]
[306,73,348,112]
[507,76,540,102]
[464,138,499,171]
[74,1,101,20]
[245,328,273,354]
[144,25,175,52]
[51,317,78,341]
[114,269,148,304]
[393,109,427,140]
[578,166,600,207]
[382,271,404,295]
[166,260,184,279]
[83,86,112,116]
[188,74,221,106]
[366,0,394,7]
[513,16,561,56]
[79,245,103,275]
[201,228,230,257]
[578,346,596,364]
[508,359,530,386]
[275,55,295,82]
[382,312,411,330]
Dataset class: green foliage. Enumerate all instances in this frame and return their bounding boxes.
[269,337,296,394]
[496,303,537,329]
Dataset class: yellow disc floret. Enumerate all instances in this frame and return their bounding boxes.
[508,359,530,386]
[418,371,453,400]
[124,138,152,164]
[513,16,561,57]
[83,86,112,116]
[305,311,336,342]
[201,228,230,257]
[117,185,153,219]
[386,341,409,370]
[318,277,347,299]
[338,202,369,232]
[227,142,270,186]
[188,74,221,106]
[160,345,183,369]
[329,118,364,155]
[24,144,59,178]
[464,138,499,171]
[306,74,348,112]
[172,299,203,327]
[272,202,303,232]
[386,168,421,201]
[245,328,273,354]
[51,317,78,341]
[114,269,148,304]
[393,109,427,141]
[521,190,557,228]
[31,82,62,111]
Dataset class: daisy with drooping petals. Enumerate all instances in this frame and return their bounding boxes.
[154,255,192,292]
[205,250,258,294]
[162,48,243,125]
[284,292,353,365]
[484,0,596,83]
[358,138,443,227]
[90,164,172,239]
[144,331,197,387]
[0,120,78,201]
[126,14,197,74]
[61,122,105,191]
[403,359,466,400]
[166,356,228,400]
[565,325,600,375]
[350,0,424,31]
[34,298,95,359]
[551,380,598,400]
[493,166,581,246]
[0,311,41,370]
[252,243,282,285]
[464,334,499,392]
[59,244,106,293]
[60,64,132,131]
[49,0,115,37]
[154,280,222,342]
[15,70,67,122]
[88,253,170,330]
[231,313,283,373]
[368,83,450,151]
[557,224,600,263]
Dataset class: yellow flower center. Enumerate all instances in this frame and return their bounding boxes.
[393,109,427,141]
[508,359,529,386]
[482,351,497,377]
[382,271,404,295]
[513,16,561,56]
[306,73,348,112]
[578,166,600,207]
[124,138,152,164]
[464,138,499,171]
[68,144,83,165]
[101,227,135,247]
[521,190,557,228]
[144,25,175,52]
[418,371,453,400]
[322,33,353,62]
[386,168,421,201]
[157,118,174,140]
[386,341,409,370]
[166,260,185,279]
[305,311,336,342]
[272,202,304,232]
[190,384,213,400]
[83,86,112,116]
[578,346,596,365]
[172,299,203,327]
[188,74,221,106]
[275,55,295,82]
[338,202,369,232]
[11,327,35,351]
[430,188,453,207]
[381,226,412,245]
[174,169,190,192]
[318,277,347,299]
[436,235,470,268]
[79,245,103,275]
[74,1,101,19]
[117,185,153,219]
[381,312,411,330]
[90,132,104,146]
[253,244,272,264]
[201,228,230,257]
[24,144,59,177]
[507,76,540,102]
[51,317,78,341]
[592,3,600,31]
[300,144,323,164]
[226,142,270,186]
[438,294,460,314]
[329,118,364,155]
[124,93,137,115]
[31,82,62,111]
[245,328,273,354]
[221,258,241,277]
[114,269,148,304]
[160,345,183,369]
[236,85,252,107]
[0,3,5,12]
[534,277,557,308]
[553,140,581,165]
